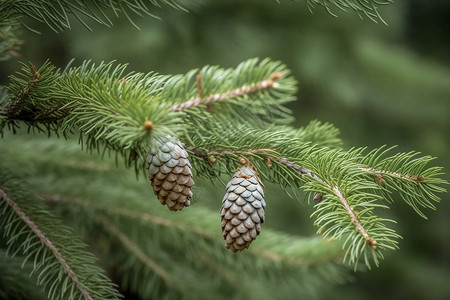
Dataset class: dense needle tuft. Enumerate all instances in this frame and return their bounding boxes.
[146,136,194,211]
[221,166,266,252]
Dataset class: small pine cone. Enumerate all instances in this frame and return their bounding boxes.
[146,136,194,211]
[221,166,266,252]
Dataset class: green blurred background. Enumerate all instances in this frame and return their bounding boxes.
[1,0,449,299]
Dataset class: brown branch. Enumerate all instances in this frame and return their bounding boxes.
[331,187,376,250]
[274,158,377,250]
[169,72,283,112]
[0,189,93,300]
[362,167,426,183]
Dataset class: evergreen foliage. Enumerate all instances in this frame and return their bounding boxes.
[1,133,349,299]
[0,0,447,299]
[0,165,121,299]
[1,56,447,270]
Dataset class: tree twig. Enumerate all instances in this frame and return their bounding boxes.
[274,157,378,250]
[169,72,283,111]
[361,167,426,183]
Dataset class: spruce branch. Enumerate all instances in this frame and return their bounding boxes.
[0,189,94,300]
[169,71,284,112]
[179,121,444,267]
[187,144,379,253]
[38,190,347,299]
[0,166,121,300]
[274,157,377,250]
[1,58,296,165]
[354,146,447,218]
[1,58,447,269]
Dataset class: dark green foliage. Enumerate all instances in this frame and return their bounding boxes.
[1,57,447,272]
[0,0,448,299]
[0,165,121,299]
[1,133,349,299]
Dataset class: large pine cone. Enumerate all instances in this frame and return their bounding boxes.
[221,166,266,252]
[146,136,194,211]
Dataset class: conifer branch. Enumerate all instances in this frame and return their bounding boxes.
[186,146,377,249]
[0,188,94,300]
[169,72,284,111]
[41,193,342,265]
[1,59,447,269]
[0,166,121,299]
[273,157,377,249]
[363,167,426,183]
[354,146,447,218]
[1,58,296,159]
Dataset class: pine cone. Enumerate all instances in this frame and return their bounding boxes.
[221,166,266,252]
[146,136,194,211]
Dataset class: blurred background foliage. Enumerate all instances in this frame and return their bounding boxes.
[1,0,449,299]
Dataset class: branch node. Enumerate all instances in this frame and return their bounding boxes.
[270,72,284,81]
[376,174,384,186]
[266,157,273,168]
[143,120,154,131]
[238,156,247,165]
[366,237,378,250]
[31,65,40,81]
